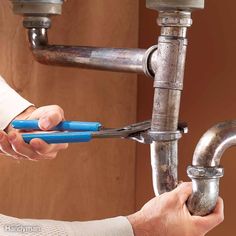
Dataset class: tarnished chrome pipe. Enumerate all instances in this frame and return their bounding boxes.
[27,28,156,75]
[148,10,192,195]
[187,121,236,215]
[150,139,179,194]
[146,1,205,200]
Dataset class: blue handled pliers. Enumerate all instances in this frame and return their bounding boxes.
[11,120,152,144]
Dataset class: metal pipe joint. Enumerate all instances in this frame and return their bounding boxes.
[23,16,51,29]
[187,166,224,216]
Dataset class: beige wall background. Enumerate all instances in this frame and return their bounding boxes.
[0,0,236,235]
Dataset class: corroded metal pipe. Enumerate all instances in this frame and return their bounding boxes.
[186,121,236,215]
[26,27,157,76]
[149,10,191,195]
[151,140,179,194]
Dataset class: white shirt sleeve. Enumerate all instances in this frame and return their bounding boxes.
[0,75,33,130]
[0,214,134,236]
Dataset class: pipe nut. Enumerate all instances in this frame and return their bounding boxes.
[158,11,192,27]
[149,130,182,141]
[187,166,224,179]
[23,17,51,29]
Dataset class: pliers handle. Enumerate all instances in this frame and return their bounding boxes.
[12,120,102,144]
[12,120,102,131]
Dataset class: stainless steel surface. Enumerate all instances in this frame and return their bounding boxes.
[146,0,205,10]
[150,11,190,195]
[187,121,236,215]
[11,0,64,15]
[27,28,157,75]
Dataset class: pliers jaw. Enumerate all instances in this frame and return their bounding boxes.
[128,131,153,144]
[123,121,188,144]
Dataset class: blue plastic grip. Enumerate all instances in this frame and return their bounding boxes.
[22,132,93,144]
[12,120,101,132]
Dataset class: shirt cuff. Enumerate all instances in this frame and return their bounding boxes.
[0,79,33,130]
[66,216,134,236]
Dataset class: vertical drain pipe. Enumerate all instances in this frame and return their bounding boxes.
[146,0,205,196]
[149,11,192,195]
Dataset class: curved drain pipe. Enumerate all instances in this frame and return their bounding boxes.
[186,121,236,215]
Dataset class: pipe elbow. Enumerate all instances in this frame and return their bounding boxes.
[31,49,48,65]
[186,121,236,215]
[193,120,236,167]
[28,28,48,50]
